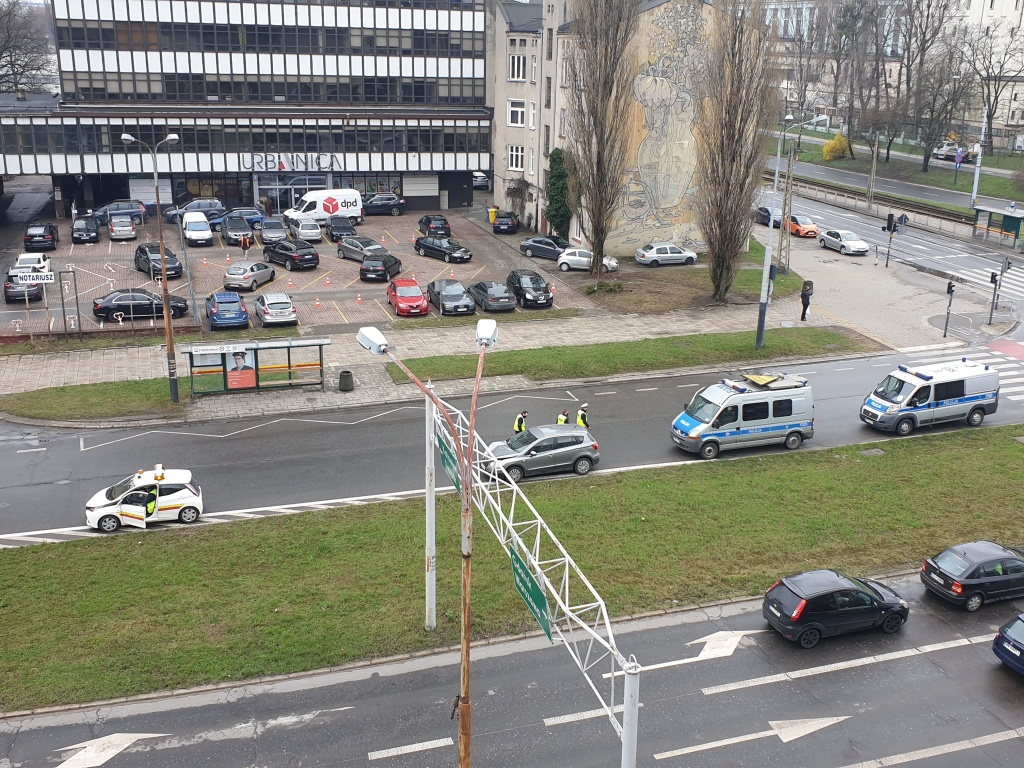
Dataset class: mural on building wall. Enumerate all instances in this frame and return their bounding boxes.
[606,0,709,257]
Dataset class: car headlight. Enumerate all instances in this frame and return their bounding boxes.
[887,405,900,414]
[899,599,909,609]
[525,292,536,299]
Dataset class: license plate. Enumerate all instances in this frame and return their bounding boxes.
[1005,641,1021,656]
[769,605,781,617]
[929,572,944,584]
[410,309,421,314]
[456,307,467,312]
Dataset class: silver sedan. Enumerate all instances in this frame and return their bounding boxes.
[556,248,619,273]
[818,229,869,255]
[223,261,276,292]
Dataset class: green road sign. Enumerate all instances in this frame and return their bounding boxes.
[509,545,552,641]
[437,432,461,493]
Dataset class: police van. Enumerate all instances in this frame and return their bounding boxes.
[860,358,999,436]
[671,372,814,459]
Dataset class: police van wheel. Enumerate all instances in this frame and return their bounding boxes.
[895,418,914,437]
[784,432,803,450]
[967,408,985,427]
[178,507,200,524]
[98,515,121,533]
[699,442,720,460]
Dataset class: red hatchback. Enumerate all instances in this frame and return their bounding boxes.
[386,278,429,316]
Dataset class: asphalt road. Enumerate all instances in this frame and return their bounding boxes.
[4,573,1022,767]
[3,346,1024,541]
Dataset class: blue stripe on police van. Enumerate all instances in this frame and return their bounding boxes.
[702,420,813,440]
[868,391,998,415]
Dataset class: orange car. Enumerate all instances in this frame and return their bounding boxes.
[786,215,820,238]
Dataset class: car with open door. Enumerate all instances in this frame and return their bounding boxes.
[85,464,204,532]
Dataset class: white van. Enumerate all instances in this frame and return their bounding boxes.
[181,211,214,247]
[671,372,814,459]
[860,358,999,436]
[283,189,363,226]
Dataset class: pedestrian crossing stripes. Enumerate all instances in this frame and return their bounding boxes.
[947,266,1024,301]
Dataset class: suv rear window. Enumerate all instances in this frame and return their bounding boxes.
[935,549,974,577]
[767,582,804,614]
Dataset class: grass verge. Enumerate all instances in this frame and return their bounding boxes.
[2,425,1023,711]
[0,379,189,420]
[392,308,583,330]
[0,327,300,357]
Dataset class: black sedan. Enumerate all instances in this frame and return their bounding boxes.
[506,269,553,308]
[263,241,320,271]
[364,193,406,216]
[920,540,1024,612]
[763,569,909,649]
[71,217,100,244]
[92,289,188,321]
[426,279,476,315]
[753,206,783,227]
[24,223,60,251]
[360,253,403,281]
[468,281,517,312]
[134,243,183,278]
[520,236,569,260]
[414,236,473,263]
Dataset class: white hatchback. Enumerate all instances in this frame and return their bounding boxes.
[85,465,204,532]
[556,248,619,273]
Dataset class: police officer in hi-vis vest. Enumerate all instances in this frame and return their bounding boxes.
[513,410,528,433]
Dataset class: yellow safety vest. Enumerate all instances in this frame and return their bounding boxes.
[577,410,588,427]
[556,414,567,424]
[514,414,526,432]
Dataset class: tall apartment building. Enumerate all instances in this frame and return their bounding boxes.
[0,0,491,214]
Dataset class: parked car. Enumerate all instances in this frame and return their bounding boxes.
[468,281,516,312]
[363,193,406,216]
[472,171,490,190]
[487,424,600,483]
[24,223,60,251]
[993,613,1024,676]
[819,229,869,255]
[259,217,289,243]
[92,199,146,226]
[386,278,429,316]
[85,465,203,532]
[164,197,225,224]
[920,540,1024,612]
[253,292,298,326]
[932,141,976,162]
[338,235,390,262]
[289,217,323,243]
[492,210,519,234]
[133,242,183,279]
[506,269,553,308]
[414,236,473,263]
[13,253,51,273]
[753,206,783,227]
[108,215,138,241]
[71,216,100,244]
[4,270,43,304]
[786,214,820,238]
[417,214,452,237]
[634,242,697,267]
[520,236,570,260]
[224,261,276,292]
[763,570,909,649]
[181,211,214,246]
[557,248,619,273]
[205,291,250,330]
[210,206,266,231]
[263,241,320,271]
[92,289,188,321]
[426,279,476,316]
[359,253,403,281]
[325,215,357,242]
[221,215,254,246]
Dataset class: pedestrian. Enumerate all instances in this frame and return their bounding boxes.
[577,403,590,428]
[513,410,528,433]
[556,409,569,424]
[800,284,811,322]
[240,233,252,259]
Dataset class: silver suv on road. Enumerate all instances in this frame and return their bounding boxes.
[487,425,600,483]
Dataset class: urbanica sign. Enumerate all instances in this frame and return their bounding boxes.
[509,545,552,642]
[436,432,461,493]
[242,153,348,172]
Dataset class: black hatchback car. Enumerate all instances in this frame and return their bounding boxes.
[763,570,909,649]
[360,253,403,281]
[71,217,100,244]
[134,242,183,279]
[326,215,357,242]
[92,289,188,321]
[414,236,473,263]
[920,540,1024,612]
[418,214,451,237]
[753,206,783,227]
[506,270,553,308]
[468,281,516,312]
[492,211,519,234]
[24,223,60,251]
[263,241,320,271]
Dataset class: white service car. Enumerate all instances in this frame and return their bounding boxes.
[85,464,204,532]
[818,229,869,255]
[556,248,619,273]
[14,253,51,273]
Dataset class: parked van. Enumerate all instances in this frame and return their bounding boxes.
[181,211,214,247]
[860,358,999,436]
[671,372,814,459]
[283,189,363,226]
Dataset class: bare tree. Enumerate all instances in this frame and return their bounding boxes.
[0,0,54,92]
[563,0,643,275]
[962,21,1024,149]
[913,30,973,172]
[694,0,778,303]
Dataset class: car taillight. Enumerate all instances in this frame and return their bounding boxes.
[45,235,53,240]
[767,580,781,594]
[263,307,270,315]
[951,581,963,595]
[211,303,218,313]
[790,599,807,621]
[290,307,296,313]
[921,562,927,572]
[591,442,599,450]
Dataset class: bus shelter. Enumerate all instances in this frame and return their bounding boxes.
[972,205,1024,250]
[184,337,331,399]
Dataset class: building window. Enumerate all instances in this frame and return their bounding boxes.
[531,55,538,83]
[508,99,526,126]
[559,108,567,137]
[529,101,537,129]
[508,145,525,171]
[544,77,552,109]
[546,28,553,60]
[509,54,526,81]
[529,148,535,175]
[543,125,550,155]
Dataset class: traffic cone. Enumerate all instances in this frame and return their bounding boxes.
[449,267,455,279]
[381,235,387,245]
[225,253,232,264]
[287,276,294,288]
[551,282,557,294]
[202,255,209,267]
[325,275,331,287]
[315,296,322,309]
[357,292,363,304]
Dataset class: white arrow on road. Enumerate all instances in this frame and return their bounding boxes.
[604,629,767,678]
[57,733,167,768]
[654,717,849,760]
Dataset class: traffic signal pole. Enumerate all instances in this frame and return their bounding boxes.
[943,281,955,338]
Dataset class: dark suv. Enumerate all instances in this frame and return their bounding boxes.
[92,199,147,226]
[417,214,451,237]
[506,269,553,308]
[134,242,183,279]
[492,211,519,234]
[24,223,60,251]
[326,215,357,242]
[164,198,226,224]
[263,240,320,271]
[364,193,406,216]
[4,271,43,304]
[221,215,253,246]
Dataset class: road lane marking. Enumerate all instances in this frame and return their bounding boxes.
[16,447,46,453]
[702,634,991,695]
[834,367,854,371]
[0,535,63,544]
[837,726,1024,768]
[594,390,617,395]
[634,387,658,392]
[543,703,642,726]
[655,717,849,760]
[368,737,453,761]
[605,630,767,678]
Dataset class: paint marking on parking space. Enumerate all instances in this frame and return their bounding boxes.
[702,634,992,695]
[373,298,390,317]
[634,387,658,392]
[301,271,332,289]
[836,727,1024,768]
[468,264,487,282]
[331,300,348,323]
[16,447,46,453]
[382,229,401,244]
[368,737,453,761]
[543,703,641,727]
[344,274,361,288]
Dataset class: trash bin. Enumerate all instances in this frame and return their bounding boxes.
[338,370,354,392]
[487,205,499,224]
[802,280,814,296]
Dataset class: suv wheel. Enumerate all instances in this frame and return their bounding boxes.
[390,207,401,216]
[285,260,293,271]
[132,214,143,225]
[263,252,271,263]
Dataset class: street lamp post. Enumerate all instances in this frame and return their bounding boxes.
[756,115,828,348]
[971,105,988,208]
[121,132,181,402]
[358,319,498,768]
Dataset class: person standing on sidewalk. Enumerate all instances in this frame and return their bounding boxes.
[800,284,812,321]
[577,403,590,428]
[513,410,528,433]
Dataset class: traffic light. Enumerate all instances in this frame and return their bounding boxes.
[947,281,955,295]
[887,213,895,232]
[1005,258,1013,273]
[991,272,999,284]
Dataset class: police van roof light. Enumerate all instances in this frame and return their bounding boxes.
[721,379,748,393]
[898,365,909,373]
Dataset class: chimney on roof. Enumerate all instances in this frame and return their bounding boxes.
[16,88,26,101]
